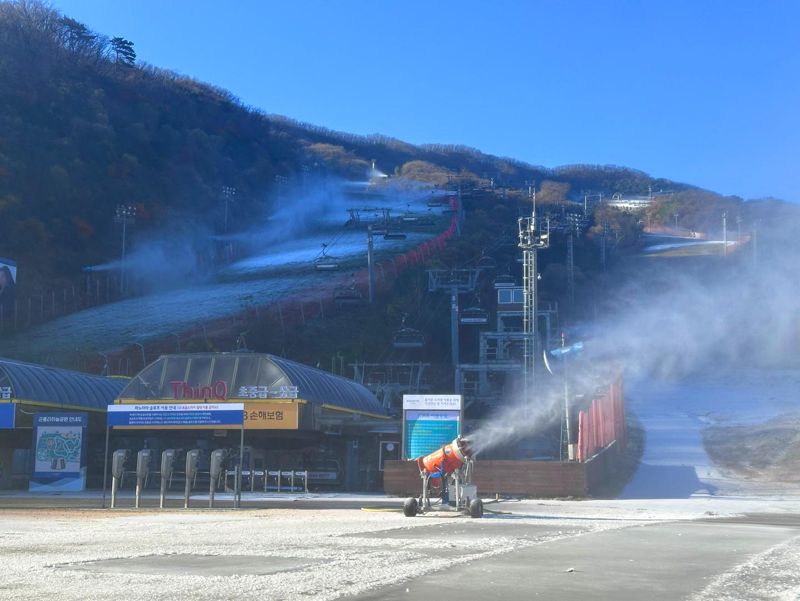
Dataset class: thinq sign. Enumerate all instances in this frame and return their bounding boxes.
[107,403,244,429]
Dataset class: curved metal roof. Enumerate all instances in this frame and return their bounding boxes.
[118,352,386,416]
[0,357,129,411]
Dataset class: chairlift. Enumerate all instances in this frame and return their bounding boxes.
[314,243,340,271]
[333,282,363,306]
[460,306,489,325]
[392,315,425,349]
[477,252,497,270]
[493,274,516,288]
[401,204,419,222]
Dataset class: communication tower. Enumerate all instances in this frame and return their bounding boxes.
[517,189,549,407]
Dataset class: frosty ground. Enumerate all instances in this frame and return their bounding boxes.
[2,368,800,600]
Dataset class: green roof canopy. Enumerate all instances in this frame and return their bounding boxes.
[118,352,386,416]
[0,357,128,412]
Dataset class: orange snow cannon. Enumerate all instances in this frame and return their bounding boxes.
[417,436,473,476]
[404,436,482,518]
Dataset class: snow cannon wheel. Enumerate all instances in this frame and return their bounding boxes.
[469,499,483,519]
[403,497,419,517]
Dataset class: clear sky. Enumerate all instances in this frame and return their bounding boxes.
[50,1,799,201]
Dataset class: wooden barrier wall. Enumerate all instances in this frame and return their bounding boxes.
[384,442,619,498]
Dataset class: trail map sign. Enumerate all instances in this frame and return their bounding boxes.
[29,413,88,492]
[402,395,462,460]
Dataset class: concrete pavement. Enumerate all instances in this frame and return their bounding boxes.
[353,515,800,601]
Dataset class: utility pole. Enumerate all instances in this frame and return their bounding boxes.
[673,213,679,229]
[567,229,575,307]
[601,221,609,272]
[221,186,237,261]
[752,222,759,267]
[736,214,742,243]
[367,226,375,304]
[566,213,581,310]
[722,211,728,257]
[561,332,570,460]
[114,204,136,296]
[518,187,550,409]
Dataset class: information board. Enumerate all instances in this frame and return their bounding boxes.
[402,395,462,460]
[108,403,244,429]
[0,403,14,429]
[30,413,88,492]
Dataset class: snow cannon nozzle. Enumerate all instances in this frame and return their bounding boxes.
[456,435,473,459]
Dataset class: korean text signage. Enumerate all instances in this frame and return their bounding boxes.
[168,381,300,401]
[402,395,462,460]
[238,385,299,399]
[30,413,88,492]
[108,403,244,429]
[0,403,14,429]
[243,402,299,430]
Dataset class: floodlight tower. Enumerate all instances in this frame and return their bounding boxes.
[221,186,237,234]
[517,188,549,408]
[114,204,136,295]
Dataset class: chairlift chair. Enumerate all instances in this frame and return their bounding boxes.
[314,243,340,271]
[383,231,407,241]
[392,315,425,349]
[493,274,516,288]
[333,282,363,306]
[460,306,489,325]
[477,252,497,270]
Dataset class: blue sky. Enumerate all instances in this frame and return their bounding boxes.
[51,1,799,201]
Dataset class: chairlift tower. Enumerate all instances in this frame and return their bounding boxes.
[517,190,549,408]
[427,269,480,367]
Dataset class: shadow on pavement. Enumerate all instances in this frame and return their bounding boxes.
[622,463,717,499]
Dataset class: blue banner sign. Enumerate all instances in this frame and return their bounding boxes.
[0,403,14,429]
[30,412,88,492]
[107,403,244,428]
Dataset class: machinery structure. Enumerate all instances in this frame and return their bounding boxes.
[403,436,483,518]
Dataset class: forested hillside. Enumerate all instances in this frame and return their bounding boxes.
[0,0,751,293]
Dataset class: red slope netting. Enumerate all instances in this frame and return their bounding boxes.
[576,374,626,462]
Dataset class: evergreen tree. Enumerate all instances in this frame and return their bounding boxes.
[110,36,135,66]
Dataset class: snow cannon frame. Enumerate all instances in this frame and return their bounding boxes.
[403,436,483,518]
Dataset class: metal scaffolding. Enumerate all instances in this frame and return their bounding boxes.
[517,194,549,408]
